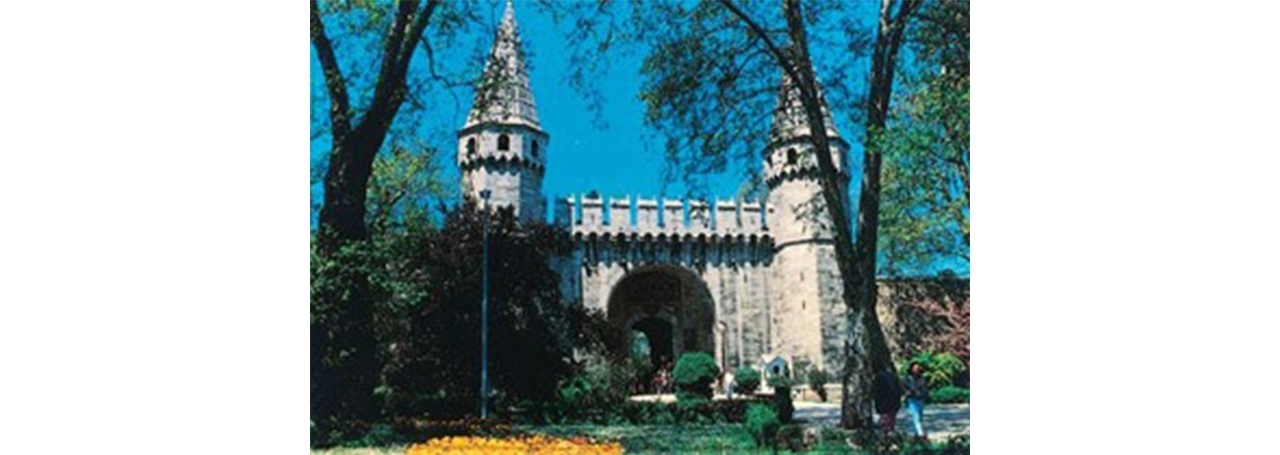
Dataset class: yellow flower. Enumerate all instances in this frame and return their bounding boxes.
[407,435,623,455]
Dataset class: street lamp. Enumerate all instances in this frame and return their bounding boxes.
[479,188,492,420]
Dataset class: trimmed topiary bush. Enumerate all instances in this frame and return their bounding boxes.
[744,403,780,447]
[734,366,761,395]
[673,352,720,402]
[806,368,830,402]
[767,367,795,423]
[772,387,794,424]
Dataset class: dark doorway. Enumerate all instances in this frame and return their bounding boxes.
[632,317,674,367]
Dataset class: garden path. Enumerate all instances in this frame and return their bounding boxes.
[794,402,970,439]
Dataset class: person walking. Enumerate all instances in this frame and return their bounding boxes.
[873,367,904,434]
[904,361,930,441]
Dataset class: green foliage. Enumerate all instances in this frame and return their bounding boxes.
[743,403,780,448]
[546,350,646,424]
[311,237,381,422]
[762,362,795,423]
[878,0,970,276]
[380,204,581,419]
[548,397,766,425]
[672,352,720,402]
[775,424,808,453]
[771,385,795,424]
[365,144,446,234]
[526,423,759,454]
[930,385,969,404]
[807,368,831,402]
[901,351,968,389]
[524,423,970,455]
[733,366,761,395]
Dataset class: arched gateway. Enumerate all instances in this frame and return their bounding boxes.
[554,196,780,375]
[457,1,860,381]
[606,266,715,367]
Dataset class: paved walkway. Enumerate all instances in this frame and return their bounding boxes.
[794,401,969,439]
[628,394,969,439]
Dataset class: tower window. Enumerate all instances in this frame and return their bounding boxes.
[531,140,539,158]
[466,137,477,158]
[498,134,510,151]
[786,148,797,166]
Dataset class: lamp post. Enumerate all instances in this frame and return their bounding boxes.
[479,188,492,420]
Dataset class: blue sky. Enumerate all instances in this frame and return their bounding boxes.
[311,1,865,214]
[310,1,967,276]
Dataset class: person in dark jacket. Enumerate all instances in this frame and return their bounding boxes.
[904,362,930,440]
[873,367,904,434]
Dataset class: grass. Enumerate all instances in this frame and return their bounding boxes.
[521,423,758,454]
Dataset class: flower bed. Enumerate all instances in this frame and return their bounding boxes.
[406,435,623,454]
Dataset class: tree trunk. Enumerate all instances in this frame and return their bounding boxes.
[720,0,916,429]
[765,0,904,429]
[312,123,391,423]
[310,0,438,423]
[840,0,920,429]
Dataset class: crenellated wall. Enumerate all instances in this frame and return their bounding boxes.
[555,194,771,241]
[554,194,777,371]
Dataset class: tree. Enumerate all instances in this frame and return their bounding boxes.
[366,143,447,234]
[878,0,969,276]
[547,0,922,428]
[838,0,922,428]
[310,0,441,422]
[383,204,579,418]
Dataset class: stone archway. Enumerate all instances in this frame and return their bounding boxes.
[606,266,716,371]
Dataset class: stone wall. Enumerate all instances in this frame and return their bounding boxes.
[554,190,969,376]
[557,194,775,371]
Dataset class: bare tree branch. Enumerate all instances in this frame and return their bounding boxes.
[369,1,418,119]
[311,0,352,139]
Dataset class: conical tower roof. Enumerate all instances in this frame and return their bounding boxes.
[769,67,840,144]
[464,0,542,131]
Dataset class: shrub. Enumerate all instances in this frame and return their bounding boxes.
[673,352,720,402]
[930,385,970,403]
[744,404,780,447]
[772,387,795,424]
[901,351,967,389]
[776,424,808,452]
[379,206,582,419]
[765,366,794,423]
[806,368,830,402]
[545,353,642,423]
[734,367,761,394]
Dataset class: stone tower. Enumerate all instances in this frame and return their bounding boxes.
[457,0,548,221]
[764,69,851,375]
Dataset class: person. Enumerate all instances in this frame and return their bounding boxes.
[873,366,904,434]
[723,369,736,400]
[656,363,672,395]
[904,362,930,441]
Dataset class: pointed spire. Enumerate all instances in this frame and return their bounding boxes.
[464,0,542,131]
[769,66,840,144]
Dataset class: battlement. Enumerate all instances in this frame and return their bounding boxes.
[555,194,773,241]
